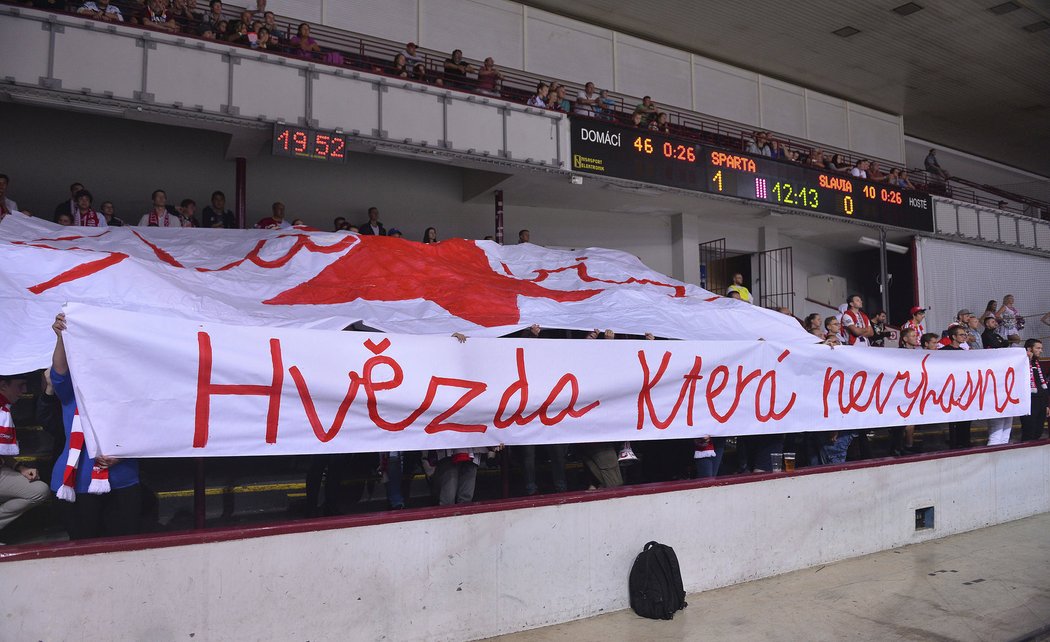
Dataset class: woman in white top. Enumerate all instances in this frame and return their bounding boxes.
[996,294,1023,345]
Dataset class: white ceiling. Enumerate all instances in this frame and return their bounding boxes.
[521,0,1050,177]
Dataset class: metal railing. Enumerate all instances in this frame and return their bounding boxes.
[932,197,1050,253]
[6,1,1049,220]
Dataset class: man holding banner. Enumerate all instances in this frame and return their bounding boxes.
[50,313,141,540]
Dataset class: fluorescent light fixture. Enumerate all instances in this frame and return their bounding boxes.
[858,236,909,254]
[602,183,664,197]
[371,146,454,162]
[10,94,126,116]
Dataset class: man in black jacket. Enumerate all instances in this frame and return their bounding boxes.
[1021,339,1047,442]
[982,316,1010,350]
[941,326,972,448]
[358,207,385,236]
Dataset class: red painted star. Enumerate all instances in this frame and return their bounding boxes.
[265,236,602,327]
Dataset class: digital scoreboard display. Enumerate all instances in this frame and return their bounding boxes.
[571,121,704,192]
[272,124,348,162]
[569,119,933,232]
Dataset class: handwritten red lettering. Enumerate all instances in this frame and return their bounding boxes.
[635,350,703,429]
[194,331,284,447]
[422,377,488,434]
[823,355,1020,419]
[494,348,598,428]
[289,366,360,442]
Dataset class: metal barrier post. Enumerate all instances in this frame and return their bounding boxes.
[194,458,206,530]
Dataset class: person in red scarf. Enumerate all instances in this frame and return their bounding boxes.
[840,294,874,346]
[49,313,141,539]
[72,189,107,228]
[0,373,50,540]
[1020,339,1047,442]
[137,189,184,228]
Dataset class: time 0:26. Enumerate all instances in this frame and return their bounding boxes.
[633,137,696,162]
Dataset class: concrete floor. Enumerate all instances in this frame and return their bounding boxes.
[491,513,1050,642]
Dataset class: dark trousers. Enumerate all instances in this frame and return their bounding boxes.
[63,484,142,540]
[1020,393,1048,441]
[520,444,568,494]
[948,421,972,449]
[305,454,355,516]
[738,434,784,472]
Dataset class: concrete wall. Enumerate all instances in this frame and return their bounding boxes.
[2,445,1047,640]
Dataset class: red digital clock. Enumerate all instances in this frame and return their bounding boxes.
[272,125,348,162]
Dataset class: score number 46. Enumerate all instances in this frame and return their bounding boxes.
[633,136,696,162]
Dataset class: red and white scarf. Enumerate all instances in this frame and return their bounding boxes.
[903,319,925,336]
[55,408,111,502]
[1032,361,1048,394]
[842,309,871,346]
[0,393,18,456]
[147,209,175,227]
[694,437,715,459]
[75,208,102,227]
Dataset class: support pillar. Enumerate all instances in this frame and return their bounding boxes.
[235,157,247,229]
[670,213,700,284]
[494,190,504,244]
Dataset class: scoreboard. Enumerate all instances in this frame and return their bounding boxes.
[570,119,933,232]
[272,124,348,162]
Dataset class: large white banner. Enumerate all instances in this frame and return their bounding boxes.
[63,304,1030,458]
[0,215,812,373]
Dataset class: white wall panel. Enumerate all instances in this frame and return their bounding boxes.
[956,204,978,237]
[383,84,444,144]
[998,215,1018,245]
[231,56,307,123]
[446,99,503,156]
[3,445,1047,641]
[692,56,759,127]
[505,110,560,165]
[0,17,50,85]
[53,27,140,99]
[1037,222,1050,250]
[1018,219,1037,249]
[614,34,691,109]
[420,0,522,68]
[325,0,418,44]
[148,43,228,112]
[934,203,957,235]
[524,9,613,90]
[759,77,805,139]
[977,208,997,240]
[848,104,903,163]
[311,73,380,134]
[805,91,848,151]
[273,0,321,24]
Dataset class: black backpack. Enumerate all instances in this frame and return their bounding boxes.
[628,541,687,620]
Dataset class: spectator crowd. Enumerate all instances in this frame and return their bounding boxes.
[0,1,1048,546]
[13,0,1050,218]
[0,209,1047,544]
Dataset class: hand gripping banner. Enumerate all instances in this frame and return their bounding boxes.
[61,304,1030,458]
